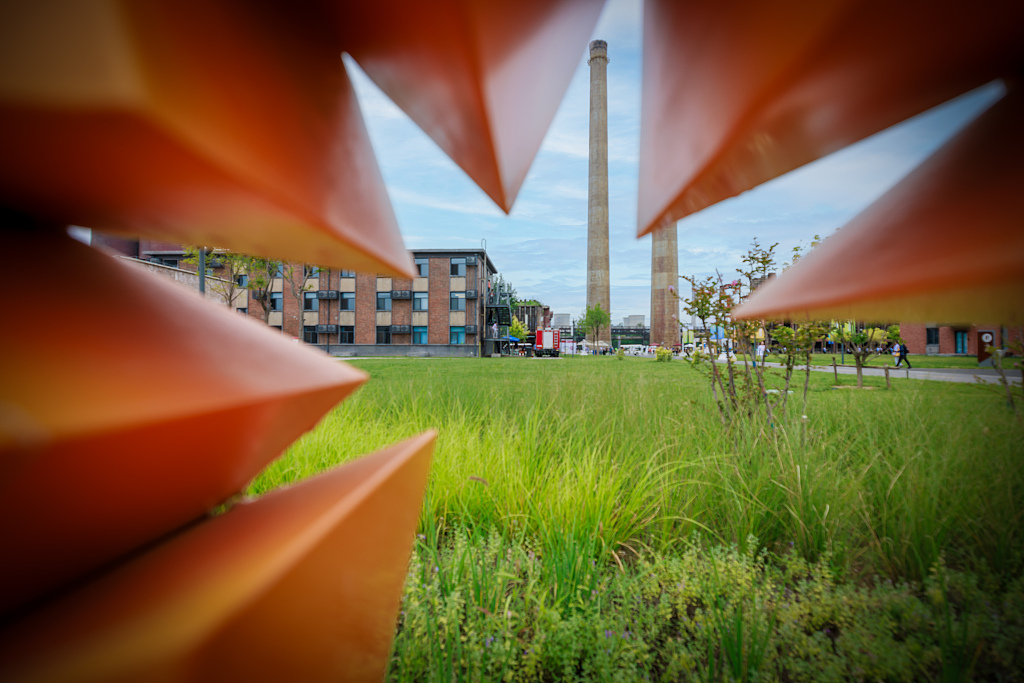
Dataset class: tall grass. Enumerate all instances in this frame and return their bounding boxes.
[250,356,1024,583]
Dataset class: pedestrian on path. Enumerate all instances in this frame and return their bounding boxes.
[755,341,766,368]
[899,341,912,369]
[892,340,902,366]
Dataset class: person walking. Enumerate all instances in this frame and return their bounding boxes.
[755,341,766,368]
[892,340,902,367]
[899,340,913,369]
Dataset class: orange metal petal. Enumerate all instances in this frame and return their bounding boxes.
[637,0,1024,236]
[339,0,605,212]
[0,227,368,615]
[0,432,435,683]
[0,0,411,276]
[733,87,1024,324]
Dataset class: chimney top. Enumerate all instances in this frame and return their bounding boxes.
[589,39,608,59]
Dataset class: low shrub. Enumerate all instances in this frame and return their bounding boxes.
[655,347,673,362]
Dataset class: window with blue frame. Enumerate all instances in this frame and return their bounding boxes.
[450,326,465,344]
[413,326,428,344]
[377,291,392,311]
[415,258,429,277]
[303,292,319,311]
[450,292,465,311]
[339,326,354,344]
[270,291,283,311]
[339,292,355,310]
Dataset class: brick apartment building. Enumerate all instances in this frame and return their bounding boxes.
[899,322,1022,356]
[94,236,500,357]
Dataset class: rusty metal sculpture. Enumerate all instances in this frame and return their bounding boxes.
[0,0,603,680]
[637,0,1023,323]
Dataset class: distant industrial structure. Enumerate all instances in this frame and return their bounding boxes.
[650,222,679,347]
[586,39,611,345]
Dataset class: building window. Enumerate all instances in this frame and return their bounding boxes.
[304,265,320,279]
[303,292,319,311]
[339,292,355,310]
[236,307,247,315]
[340,269,356,278]
[926,327,939,345]
[270,292,283,311]
[339,325,354,344]
[274,263,286,278]
[413,292,428,311]
[450,291,466,311]
[272,325,283,331]
[376,291,392,311]
[376,326,391,344]
[303,326,319,344]
[450,326,465,344]
[415,258,429,277]
[161,258,179,268]
[450,257,466,276]
[413,326,428,344]
[236,274,248,287]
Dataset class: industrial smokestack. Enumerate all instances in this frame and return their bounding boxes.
[586,39,610,344]
[650,221,679,347]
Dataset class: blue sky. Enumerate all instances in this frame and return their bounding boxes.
[349,0,1003,325]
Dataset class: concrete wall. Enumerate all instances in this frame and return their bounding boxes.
[119,257,245,308]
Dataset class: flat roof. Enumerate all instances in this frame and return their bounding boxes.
[411,248,498,275]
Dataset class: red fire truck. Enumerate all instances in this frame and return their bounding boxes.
[533,328,560,357]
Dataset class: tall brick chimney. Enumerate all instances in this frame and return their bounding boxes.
[586,39,610,344]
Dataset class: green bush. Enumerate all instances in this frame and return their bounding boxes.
[388,530,1024,682]
[616,347,625,360]
[655,347,673,362]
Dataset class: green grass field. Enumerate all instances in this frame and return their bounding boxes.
[250,356,1024,681]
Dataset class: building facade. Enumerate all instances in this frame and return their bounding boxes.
[514,300,551,332]
[96,236,500,357]
[899,322,1022,356]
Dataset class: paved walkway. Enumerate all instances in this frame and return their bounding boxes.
[760,361,1022,386]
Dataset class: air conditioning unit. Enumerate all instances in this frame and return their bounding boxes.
[466,289,478,299]
[390,324,411,333]
[391,290,412,299]
[465,325,478,334]
[315,324,338,333]
[465,255,477,265]
[316,290,339,299]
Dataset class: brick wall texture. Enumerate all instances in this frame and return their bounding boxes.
[428,258,450,344]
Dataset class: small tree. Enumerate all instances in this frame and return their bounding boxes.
[835,326,875,388]
[580,303,610,347]
[281,262,316,337]
[184,246,250,309]
[247,257,280,324]
[509,317,528,341]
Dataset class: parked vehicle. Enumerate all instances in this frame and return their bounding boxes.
[534,328,560,357]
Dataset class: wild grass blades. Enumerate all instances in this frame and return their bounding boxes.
[251,356,1023,581]
[247,356,1024,680]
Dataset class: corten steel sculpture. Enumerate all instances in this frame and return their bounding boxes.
[637,0,1024,324]
[650,221,679,347]
[0,1,605,680]
[586,39,611,344]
